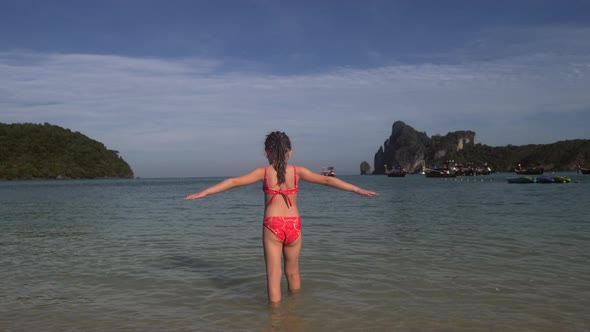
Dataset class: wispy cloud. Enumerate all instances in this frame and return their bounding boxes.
[2,24,590,176]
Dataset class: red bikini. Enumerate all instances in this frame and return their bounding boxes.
[262,165,301,244]
[263,216,301,245]
[262,165,299,206]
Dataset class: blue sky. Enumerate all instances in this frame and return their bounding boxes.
[2,0,589,177]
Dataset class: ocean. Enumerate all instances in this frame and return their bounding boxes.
[1,173,589,331]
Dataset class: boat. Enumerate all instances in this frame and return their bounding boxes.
[507,177,535,183]
[321,166,335,177]
[578,166,590,174]
[514,164,544,175]
[553,176,571,183]
[454,163,475,176]
[386,168,407,177]
[475,164,493,175]
[538,176,573,183]
[507,175,571,184]
[424,168,456,178]
[536,176,554,183]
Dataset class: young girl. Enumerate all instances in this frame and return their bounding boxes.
[184,131,378,304]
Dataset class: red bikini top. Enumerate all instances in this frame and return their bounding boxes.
[263,165,299,207]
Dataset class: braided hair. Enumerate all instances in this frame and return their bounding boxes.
[264,131,292,185]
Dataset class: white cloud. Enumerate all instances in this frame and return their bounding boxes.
[1,40,589,176]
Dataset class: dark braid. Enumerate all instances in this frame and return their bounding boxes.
[264,131,291,185]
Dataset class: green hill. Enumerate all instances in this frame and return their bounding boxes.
[455,139,590,172]
[0,123,134,180]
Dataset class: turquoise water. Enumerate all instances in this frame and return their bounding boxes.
[1,173,589,331]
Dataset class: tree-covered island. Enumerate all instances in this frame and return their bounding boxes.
[0,123,134,180]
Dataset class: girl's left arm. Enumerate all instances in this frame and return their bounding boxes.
[184,167,265,200]
[297,166,378,196]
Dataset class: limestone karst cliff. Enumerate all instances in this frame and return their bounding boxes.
[373,121,476,174]
[371,121,590,174]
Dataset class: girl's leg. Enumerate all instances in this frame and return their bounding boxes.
[263,227,284,303]
[283,235,301,293]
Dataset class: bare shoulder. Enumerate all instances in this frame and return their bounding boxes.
[293,165,311,175]
[250,166,267,178]
[233,166,266,185]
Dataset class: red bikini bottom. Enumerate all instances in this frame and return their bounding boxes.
[263,216,301,245]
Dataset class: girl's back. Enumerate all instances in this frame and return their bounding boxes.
[263,164,299,217]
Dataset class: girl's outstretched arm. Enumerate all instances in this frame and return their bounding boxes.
[184,167,265,200]
[297,166,378,196]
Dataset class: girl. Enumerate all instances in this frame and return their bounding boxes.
[184,131,378,304]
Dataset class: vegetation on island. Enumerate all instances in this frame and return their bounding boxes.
[0,123,134,180]
[446,139,590,172]
[373,121,590,174]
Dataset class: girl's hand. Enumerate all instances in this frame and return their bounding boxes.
[184,192,206,200]
[356,189,379,196]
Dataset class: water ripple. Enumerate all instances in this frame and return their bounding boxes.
[1,175,589,331]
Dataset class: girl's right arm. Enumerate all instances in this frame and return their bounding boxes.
[184,167,265,200]
[297,166,378,196]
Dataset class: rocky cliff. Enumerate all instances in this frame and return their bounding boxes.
[371,121,590,173]
[373,121,476,174]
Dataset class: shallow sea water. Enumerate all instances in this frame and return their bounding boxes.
[1,173,589,331]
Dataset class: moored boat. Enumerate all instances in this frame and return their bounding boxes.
[320,166,335,177]
[424,168,456,178]
[577,166,590,175]
[536,176,554,183]
[552,176,571,183]
[514,164,544,175]
[507,175,571,184]
[475,164,493,175]
[385,167,407,177]
[507,176,535,183]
